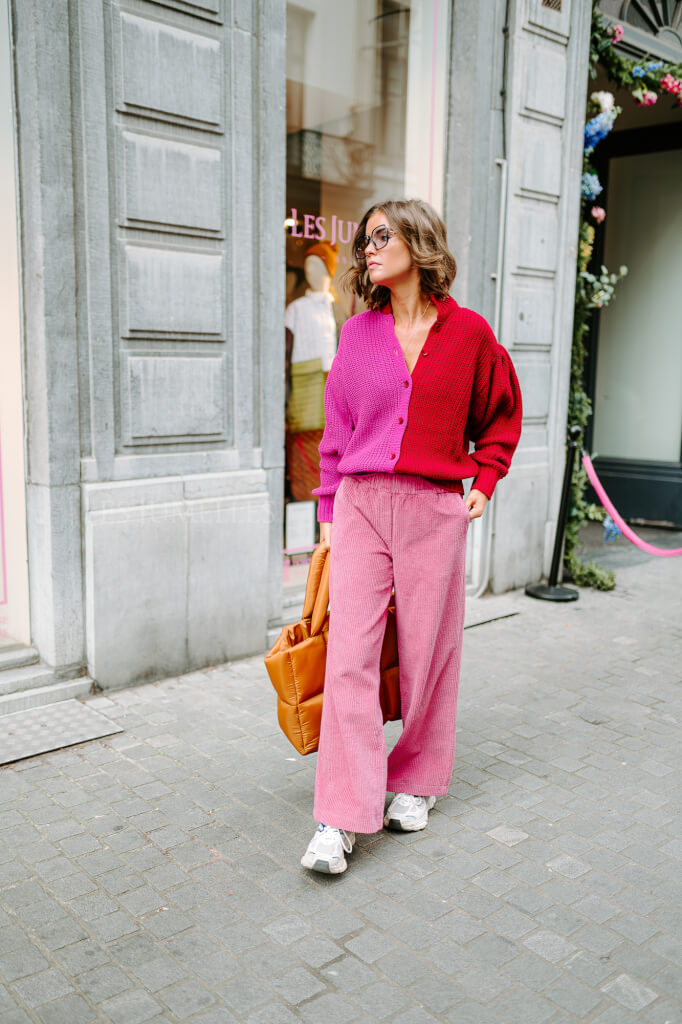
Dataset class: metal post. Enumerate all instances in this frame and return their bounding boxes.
[525,425,581,602]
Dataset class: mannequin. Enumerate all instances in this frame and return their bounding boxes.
[285,244,338,374]
[285,242,339,505]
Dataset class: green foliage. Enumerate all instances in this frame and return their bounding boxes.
[589,7,682,86]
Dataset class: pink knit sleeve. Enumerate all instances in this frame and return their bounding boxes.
[311,329,354,522]
[468,324,523,499]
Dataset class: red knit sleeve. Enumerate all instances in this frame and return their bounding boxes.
[311,327,354,522]
[467,323,523,499]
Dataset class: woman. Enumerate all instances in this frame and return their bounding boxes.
[302,198,522,874]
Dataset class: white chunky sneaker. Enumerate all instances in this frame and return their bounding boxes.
[384,793,437,832]
[301,824,356,874]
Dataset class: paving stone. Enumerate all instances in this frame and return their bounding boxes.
[494,986,556,1024]
[503,952,560,991]
[90,911,138,943]
[270,966,326,1005]
[322,956,376,993]
[78,963,132,1003]
[523,930,577,963]
[353,980,414,1021]
[156,980,215,1018]
[647,964,682,1001]
[299,993,363,1021]
[601,972,659,1011]
[245,1004,302,1024]
[53,939,111,976]
[444,1000,499,1023]
[11,969,75,1009]
[0,946,50,983]
[292,935,343,967]
[546,974,603,1017]
[100,988,163,1024]
[36,994,97,1024]
[344,929,397,964]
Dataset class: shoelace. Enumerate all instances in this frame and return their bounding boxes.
[318,824,353,853]
[394,794,424,808]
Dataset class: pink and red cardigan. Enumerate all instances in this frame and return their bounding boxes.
[312,293,523,522]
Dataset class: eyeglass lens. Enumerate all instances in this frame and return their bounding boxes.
[355,226,391,258]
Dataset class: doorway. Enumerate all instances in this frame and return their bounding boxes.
[588,126,682,527]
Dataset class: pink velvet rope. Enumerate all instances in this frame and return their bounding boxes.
[582,454,682,558]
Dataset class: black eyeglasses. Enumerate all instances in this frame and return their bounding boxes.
[354,225,396,260]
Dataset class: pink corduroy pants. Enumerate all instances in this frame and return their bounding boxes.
[313,471,470,834]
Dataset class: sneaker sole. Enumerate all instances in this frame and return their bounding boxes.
[300,855,347,874]
[383,816,428,832]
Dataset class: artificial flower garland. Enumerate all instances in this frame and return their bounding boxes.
[565,2,682,589]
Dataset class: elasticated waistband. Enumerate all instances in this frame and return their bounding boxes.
[346,472,462,494]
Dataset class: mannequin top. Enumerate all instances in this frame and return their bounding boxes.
[285,255,337,371]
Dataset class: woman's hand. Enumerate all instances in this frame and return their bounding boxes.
[319,521,332,546]
[465,489,488,521]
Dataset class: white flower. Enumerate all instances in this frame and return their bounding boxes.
[590,90,615,112]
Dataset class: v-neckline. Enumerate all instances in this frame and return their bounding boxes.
[379,293,456,381]
[389,314,435,380]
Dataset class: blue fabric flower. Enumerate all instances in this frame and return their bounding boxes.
[645,60,664,71]
[632,65,645,77]
[603,514,621,544]
[581,172,603,200]
[583,110,617,154]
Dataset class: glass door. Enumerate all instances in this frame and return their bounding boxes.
[0,0,31,649]
[282,0,451,592]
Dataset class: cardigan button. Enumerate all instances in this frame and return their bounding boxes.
[398,417,404,424]
[422,351,429,356]
[403,380,409,387]
[390,453,396,459]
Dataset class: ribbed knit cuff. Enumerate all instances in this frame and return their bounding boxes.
[472,465,502,500]
[317,494,335,523]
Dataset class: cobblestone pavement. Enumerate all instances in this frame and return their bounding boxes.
[1,537,681,1024]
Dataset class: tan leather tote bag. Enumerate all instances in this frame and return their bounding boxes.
[264,543,400,755]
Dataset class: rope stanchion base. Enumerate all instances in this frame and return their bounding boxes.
[525,582,578,602]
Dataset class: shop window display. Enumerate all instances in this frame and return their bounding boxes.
[283,0,449,565]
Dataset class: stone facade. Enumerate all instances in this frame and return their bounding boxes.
[6,0,593,690]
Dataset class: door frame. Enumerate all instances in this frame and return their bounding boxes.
[585,122,682,527]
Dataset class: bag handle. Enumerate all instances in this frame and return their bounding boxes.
[310,550,330,637]
[301,543,329,622]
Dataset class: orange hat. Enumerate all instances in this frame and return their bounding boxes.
[305,241,339,278]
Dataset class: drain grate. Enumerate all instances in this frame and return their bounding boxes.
[0,699,123,765]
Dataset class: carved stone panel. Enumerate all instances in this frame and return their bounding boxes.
[512,286,555,348]
[144,0,223,22]
[122,245,224,338]
[124,354,227,443]
[122,131,223,235]
[117,11,223,130]
[520,123,562,199]
[528,0,572,40]
[516,204,559,274]
[523,45,566,122]
[513,357,552,420]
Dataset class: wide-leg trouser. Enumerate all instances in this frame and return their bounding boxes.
[313,471,470,834]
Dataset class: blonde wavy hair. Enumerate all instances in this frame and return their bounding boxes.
[341,198,457,311]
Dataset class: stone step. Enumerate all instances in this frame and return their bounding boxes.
[0,644,40,672]
[0,676,94,716]
[0,662,57,699]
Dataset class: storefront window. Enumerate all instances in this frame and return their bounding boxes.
[282,0,450,569]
